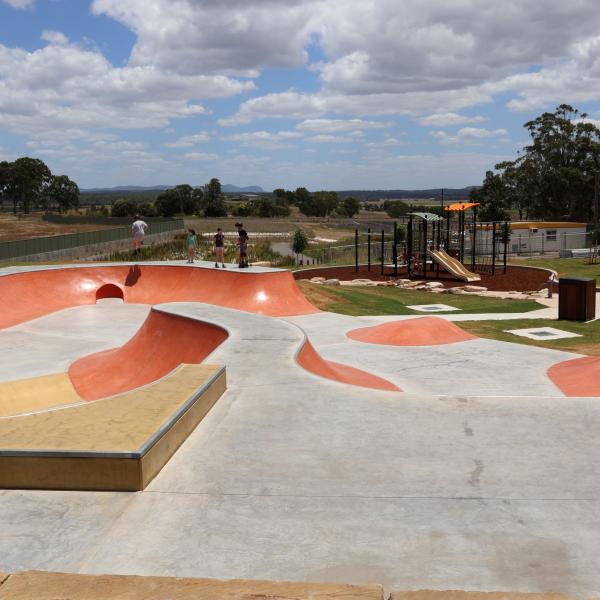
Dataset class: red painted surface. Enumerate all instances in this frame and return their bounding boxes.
[297,339,400,392]
[347,317,477,346]
[69,309,228,401]
[0,265,319,329]
[96,283,124,301]
[548,356,600,397]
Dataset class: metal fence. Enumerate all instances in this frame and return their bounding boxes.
[0,219,184,261]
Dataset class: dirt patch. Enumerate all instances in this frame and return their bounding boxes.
[0,213,115,242]
[297,280,351,310]
[295,264,553,292]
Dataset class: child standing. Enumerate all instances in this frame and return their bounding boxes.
[186,229,197,263]
[214,227,226,268]
[235,222,249,268]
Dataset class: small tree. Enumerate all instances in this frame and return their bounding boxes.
[341,196,360,218]
[111,199,137,217]
[292,228,308,264]
[46,174,80,213]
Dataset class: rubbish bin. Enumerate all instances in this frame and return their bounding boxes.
[558,277,596,321]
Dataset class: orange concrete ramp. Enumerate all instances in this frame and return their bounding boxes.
[548,355,600,397]
[297,339,400,392]
[69,309,228,401]
[0,264,318,329]
[347,317,477,346]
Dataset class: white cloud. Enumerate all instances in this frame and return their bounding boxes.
[296,118,393,133]
[41,31,69,46]
[304,134,355,144]
[417,113,486,127]
[183,152,218,160]
[431,127,509,145]
[1,0,34,9]
[223,130,302,149]
[366,137,404,148]
[91,0,317,77]
[165,132,210,148]
[0,41,254,136]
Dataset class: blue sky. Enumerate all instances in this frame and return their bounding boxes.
[1,0,600,190]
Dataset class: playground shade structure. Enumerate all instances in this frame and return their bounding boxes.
[0,264,319,329]
[347,317,477,346]
[427,249,481,282]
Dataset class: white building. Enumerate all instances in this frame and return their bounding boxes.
[473,221,589,255]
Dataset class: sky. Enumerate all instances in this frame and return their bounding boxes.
[1,0,600,191]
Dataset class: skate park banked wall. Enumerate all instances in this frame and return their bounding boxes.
[0,264,319,329]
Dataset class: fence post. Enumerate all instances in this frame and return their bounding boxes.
[492,222,497,275]
[503,221,508,274]
[380,229,385,275]
[367,228,371,272]
[393,221,398,276]
[355,228,358,273]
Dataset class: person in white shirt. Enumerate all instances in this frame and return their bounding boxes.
[131,215,148,254]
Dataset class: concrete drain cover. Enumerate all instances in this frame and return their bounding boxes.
[505,327,581,341]
[407,304,461,312]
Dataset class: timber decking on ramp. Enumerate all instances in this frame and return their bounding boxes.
[0,364,226,491]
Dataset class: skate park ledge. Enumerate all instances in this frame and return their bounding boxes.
[0,571,587,600]
[0,364,226,491]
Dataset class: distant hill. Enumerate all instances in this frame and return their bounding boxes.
[221,184,265,193]
[335,187,477,200]
[81,184,265,194]
[81,185,172,193]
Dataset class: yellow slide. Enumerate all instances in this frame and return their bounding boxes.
[428,249,481,282]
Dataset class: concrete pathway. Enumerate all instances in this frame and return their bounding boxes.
[1,299,600,596]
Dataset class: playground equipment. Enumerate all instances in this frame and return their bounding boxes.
[405,203,508,281]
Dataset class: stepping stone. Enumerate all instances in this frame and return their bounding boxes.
[406,304,461,312]
[505,327,582,341]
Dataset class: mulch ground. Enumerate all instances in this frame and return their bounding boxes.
[294,264,554,292]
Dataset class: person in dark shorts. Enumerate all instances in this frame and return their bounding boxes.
[235,222,249,268]
[213,227,226,268]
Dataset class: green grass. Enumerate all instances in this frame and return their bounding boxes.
[458,318,600,356]
[299,281,542,316]
[512,256,600,284]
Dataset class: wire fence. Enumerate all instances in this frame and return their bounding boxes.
[0,219,184,261]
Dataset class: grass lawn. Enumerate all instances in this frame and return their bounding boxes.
[512,256,600,285]
[458,318,600,356]
[298,281,542,316]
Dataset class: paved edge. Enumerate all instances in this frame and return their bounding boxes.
[389,591,578,600]
[0,571,384,600]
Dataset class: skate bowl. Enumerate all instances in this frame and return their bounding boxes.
[0,264,319,329]
[347,317,477,346]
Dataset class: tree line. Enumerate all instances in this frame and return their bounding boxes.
[471,105,600,222]
[113,180,361,219]
[0,157,79,214]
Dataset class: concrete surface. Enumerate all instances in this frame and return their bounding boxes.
[1,266,600,596]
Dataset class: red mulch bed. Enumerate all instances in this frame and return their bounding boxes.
[294,264,554,292]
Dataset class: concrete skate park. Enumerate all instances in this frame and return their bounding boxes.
[1,261,600,599]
